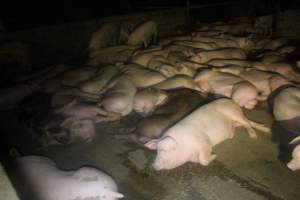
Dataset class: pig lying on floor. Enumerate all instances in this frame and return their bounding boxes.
[133,89,206,143]
[99,76,137,117]
[133,88,168,116]
[194,69,260,109]
[269,84,300,171]
[253,62,300,83]
[189,48,247,64]
[15,155,124,200]
[145,98,270,170]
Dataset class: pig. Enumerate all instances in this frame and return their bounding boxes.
[252,62,300,83]
[189,48,247,64]
[216,67,291,100]
[15,155,124,200]
[144,98,270,170]
[158,35,192,46]
[133,89,205,142]
[99,76,137,117]
[51,86,101,106]
[131,49,169,67]
[194,69,260,109]
[43,66,98,93]
[79,65,120,94]
[223,36,255,50]
[152,75,202,92]
[147,57,196,77]
[60,67,98,87]
[88,22,121,53]
[54,99,119,124]
[126,20,157,47]
[254,38,287,50]
[206,59,251,67]
[44,99,120,145]
[259,46,296,64]
[191,36,239,48]
[268,85,300,170]
[133,88,168,116]
[163,43,196,56]
[86,45,137,65]
[191,30,223,38]
[120,63,166,88]
[172,40,218,50]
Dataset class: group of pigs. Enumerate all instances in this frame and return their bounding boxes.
[2,16,300,200]
[34,18,300,171]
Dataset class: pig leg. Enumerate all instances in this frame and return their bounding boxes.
[197,147,217,166]
[216,102,258,138]
[248,121,271,133]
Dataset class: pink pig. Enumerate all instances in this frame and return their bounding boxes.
[145,98,270,170]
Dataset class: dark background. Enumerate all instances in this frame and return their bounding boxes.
[0,0,299,31]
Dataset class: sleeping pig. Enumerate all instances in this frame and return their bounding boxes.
[194,69,260,109]
[189,48,247,64]
[126,20,157,48]
[134,89,205,143]
[15,155,124,200]
[133,88,168,116]
[145,98,270,170]
[99,76,137,117]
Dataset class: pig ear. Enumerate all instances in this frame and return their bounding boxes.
[158,136,177,151]
[290,136,300,144]
[144,139,159,150]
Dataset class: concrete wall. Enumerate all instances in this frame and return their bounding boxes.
[277,9,300,39]
[1,8,187,65]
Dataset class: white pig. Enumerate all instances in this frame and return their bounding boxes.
[15,155,124,200]
[145,98,270,170]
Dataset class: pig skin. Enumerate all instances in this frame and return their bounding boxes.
[152,75,201,92]
[126,20,157,47]
[134,89,205,142]
[189,48,247,64]
[100,76,137,117]
[145,98,270,170]
[15,155,124,200]
[120,63,166,88]
[133,88,168,116]
[194,69,259,109]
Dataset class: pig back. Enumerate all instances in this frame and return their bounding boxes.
[135,89,205,139]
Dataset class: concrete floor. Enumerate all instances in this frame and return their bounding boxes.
[1,101,300,200]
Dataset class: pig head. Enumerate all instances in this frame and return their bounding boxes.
[145,126,214,170]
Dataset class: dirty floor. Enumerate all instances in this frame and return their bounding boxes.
[1,101,300,200]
